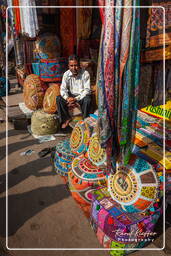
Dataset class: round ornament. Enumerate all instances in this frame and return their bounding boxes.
[87,133,106,166]
[108,156,159,213]
[70,121,91,155]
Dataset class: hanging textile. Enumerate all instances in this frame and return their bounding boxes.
[98,0,105,24]
[146,1,171,48]
[120,0,140,164]
[97,0,141,172]
[13,0,21,35]
[142,1,171,62]
[19,0,39,38]
[76,0,92,40]
[59,0,76,57]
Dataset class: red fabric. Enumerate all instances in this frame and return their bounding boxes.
[13,0,21,35]
[59,0,76,57]
[98,0,105,24]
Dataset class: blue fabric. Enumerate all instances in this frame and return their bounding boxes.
[32,63,40,76]
[0,77,10,97]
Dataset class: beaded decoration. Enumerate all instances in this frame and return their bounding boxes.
[108,156,159,213]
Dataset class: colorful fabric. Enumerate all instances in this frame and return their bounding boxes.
[108,155,159,213]
[91,187,161,254]
[146,1,171,48]
[69,155,107,217]
[97,1,141,172]
[0,77,10,97]
[59,0,76,57]
[19,0,39,38]
[13,0,21,35]
[23,74,48,110]
[39,58,67,83]
[133,144,171,170]
[43,83,61,114]
[120,1,140,164]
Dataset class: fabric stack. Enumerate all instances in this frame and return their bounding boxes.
[91,186,162,256]
[90,154,163,255]
[133,110,171,173]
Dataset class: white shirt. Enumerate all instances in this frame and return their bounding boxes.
[60,69,91,101]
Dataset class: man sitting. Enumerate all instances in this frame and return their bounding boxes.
[56,55,91,129]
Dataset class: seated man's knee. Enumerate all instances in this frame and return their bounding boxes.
[56,95,62,102]
[83,95,91,103]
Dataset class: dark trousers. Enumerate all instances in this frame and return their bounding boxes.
[56,95,92,124]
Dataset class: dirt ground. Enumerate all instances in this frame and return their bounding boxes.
[0,78,171,256]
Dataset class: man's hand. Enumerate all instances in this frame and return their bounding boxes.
[67,97,76,104]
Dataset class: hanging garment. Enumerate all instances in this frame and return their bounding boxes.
[19,0,39,38]
[143,1,171,61]
[76,0,92,40]
[59,0,76,57]
[120,1,140,164]
[13,0,21,35]
[97,0,141,171]
[146,1,171,48]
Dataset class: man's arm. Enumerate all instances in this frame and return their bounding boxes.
[60,73,69,100]
[75,71,91,101]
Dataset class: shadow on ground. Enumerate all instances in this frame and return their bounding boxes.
[0,183,70,236]
[0,157,55,193]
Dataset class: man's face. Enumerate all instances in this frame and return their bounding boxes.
[68,60,80,76]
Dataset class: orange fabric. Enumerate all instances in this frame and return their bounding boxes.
[13,0,21,35]
[59,0,76,57]
[43,83,61,114]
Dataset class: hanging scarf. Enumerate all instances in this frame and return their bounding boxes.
[13,0,21,35]
[19,0,39,38]
[120,0,140,164]
[97,0,141,171]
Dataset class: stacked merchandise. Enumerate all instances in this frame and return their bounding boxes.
[53,112,108,217]
[52,111,164,253]
[91,187,162,256]
[90,155,163,255]
[133,110,171,173]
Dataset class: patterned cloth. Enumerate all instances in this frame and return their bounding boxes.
[69,155,107,217]
[120,1,140,165]
[90,187,162,255]
[97,0,141,171]
[143,1,171,61]
[108,155,160,213]
[146,1,171,48]
[39,58,67,83]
